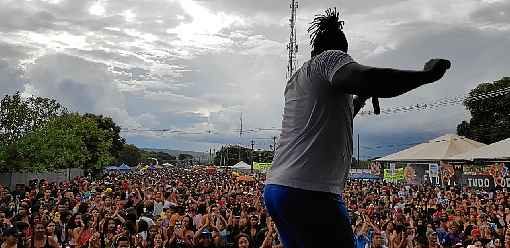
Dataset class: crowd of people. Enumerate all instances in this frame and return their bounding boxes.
[0,166,508,248]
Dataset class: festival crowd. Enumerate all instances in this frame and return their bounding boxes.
[0,167,508,248]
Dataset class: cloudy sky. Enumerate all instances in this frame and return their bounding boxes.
[1,0,509,158]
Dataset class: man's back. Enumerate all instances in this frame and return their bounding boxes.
[266,50,355,194]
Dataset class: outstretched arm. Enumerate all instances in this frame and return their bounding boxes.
[332,59,451,98]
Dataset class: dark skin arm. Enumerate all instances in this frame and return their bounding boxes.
[333,59,451,98]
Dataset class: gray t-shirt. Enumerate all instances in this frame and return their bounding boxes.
[266,50,355,194]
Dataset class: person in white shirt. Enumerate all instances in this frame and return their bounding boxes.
[264,8,450,248]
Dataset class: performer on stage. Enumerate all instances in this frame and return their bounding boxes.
[264,8,451,248]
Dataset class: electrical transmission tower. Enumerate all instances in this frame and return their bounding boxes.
[286,0,298,79]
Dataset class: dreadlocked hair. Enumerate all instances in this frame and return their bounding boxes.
[308,8,348,57]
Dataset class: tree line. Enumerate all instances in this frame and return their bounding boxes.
[0,92,187,173]
[456,77,510,144]
[1,77,507,172]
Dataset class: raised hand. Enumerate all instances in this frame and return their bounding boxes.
[423,59,451,83]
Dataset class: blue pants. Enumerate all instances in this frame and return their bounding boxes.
[264,184,354,248]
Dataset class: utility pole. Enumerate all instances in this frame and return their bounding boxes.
[272,136,277,154]
[212,148,216,165]
[239,113,242,162]
[220,147,224,166]
[239,112,243,137]
[251,140,255,173]
[357,133,360,167]
[238,144,241,161]
[287,0,299,78]
[226,145,229,167]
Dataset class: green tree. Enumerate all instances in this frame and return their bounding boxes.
[457,77,510,144]
[8,113,114,172]
[0,92,66,145]
[118,144,142,166]
[139,150,177,165]
[83,113,125,159]
[178,153,194,161]
[213,145,265,167]
[154,152,176,164]
[0,143,29,172]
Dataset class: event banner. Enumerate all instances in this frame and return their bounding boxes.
[440,163,463,187]
[404,164,427,185]
[459,163,510,189]
[369,162,382,176]
[462,175,495,189]
[429,163,440,185]
[384,168,404,181]
[390,163,396,177]
[253,162,272,171]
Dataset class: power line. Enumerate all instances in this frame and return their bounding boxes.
[120,87,509,134]
[358,86,510,117]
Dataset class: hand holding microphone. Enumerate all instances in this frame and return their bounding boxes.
[365,58,451,115]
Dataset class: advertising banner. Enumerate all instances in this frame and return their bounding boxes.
[390,163,396,177]
[404,164,427,185]
[429,163,439,184]
[369,162,382,176]
[384,168,404,181]
[253,162,272,171]
[440,163,510,190]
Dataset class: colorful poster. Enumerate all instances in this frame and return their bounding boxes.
[440,163,456,186]
[429,163,439,184]
[463,175,494,189]
[369,162,382,176]
[404,164,427,185]
[384,168,404,181]
[404,165,417,184]
[429,163,439,178]
[253,162,272,171]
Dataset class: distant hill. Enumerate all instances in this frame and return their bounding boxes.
[142,148,209,161]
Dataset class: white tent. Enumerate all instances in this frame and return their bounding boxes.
[449,138,510,161]
[376,134,485,162]
[231,161,251,170]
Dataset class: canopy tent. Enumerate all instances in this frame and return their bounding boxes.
[104,166,119,171]
[117,163,132,171]
[376,134,485,162]
[231,161,251,170]
[349,172,381,180]
[449,138,510,161]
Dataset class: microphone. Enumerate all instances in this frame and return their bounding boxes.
[372,97,380,115]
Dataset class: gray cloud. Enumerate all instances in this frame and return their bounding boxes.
[24,53,139,127]
[0,60,25,95]
[0,7,57,32]
[352,23,510,157]
[0,42,32,95]
[471,1,510,26]
[199,0,408,18]
[1,0,509,154]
